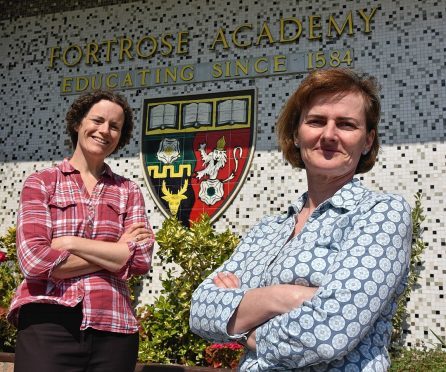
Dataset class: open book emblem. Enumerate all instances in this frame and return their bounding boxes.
[141,89,256,226]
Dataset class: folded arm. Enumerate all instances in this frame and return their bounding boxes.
[51,222,151,278]
[214,272,318,350]
[51,255,102,279]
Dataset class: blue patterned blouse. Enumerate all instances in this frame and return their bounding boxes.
[190,179,412,371]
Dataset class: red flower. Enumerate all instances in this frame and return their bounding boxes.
[0,251,6,262]
[204,342,244,369]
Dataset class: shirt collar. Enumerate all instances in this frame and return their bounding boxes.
[287,178,367,217]
[58,158,113,177]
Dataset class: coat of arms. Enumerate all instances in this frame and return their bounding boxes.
[141,90,256,226]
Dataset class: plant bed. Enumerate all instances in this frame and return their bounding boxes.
[0,353,230,371]
[136,364,229,371]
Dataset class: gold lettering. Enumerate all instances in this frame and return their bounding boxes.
[210,28,230,49]
[48,46,61,68]
[358,7,378,33]
[136,36,158,58]
[61,77,73,93]
[119,37,133,62]
[106,73,118,88]
[328,11,353,37]
[225,61,231,77]
[212,63,223,78]
[138,70,150,86]
[164,67,177,82]
[234,59,249,76]
[309,15,322,40]
[86,42,100,65]
[122,72,133,87]
[279,17,302,42]
[102,39,117,62]
[180,65,194,81]
[177,31,189,54]
[62,44,82,67]
[273,55,287,72]
[91,75,102,89]
[254,57,268,73]
[155,68,161,84]
[232,24,253,48]
[256,22,275,45]
[160,33,173,56]
[75,76,89,92]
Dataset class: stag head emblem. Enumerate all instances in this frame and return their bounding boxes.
[161,179,189,216]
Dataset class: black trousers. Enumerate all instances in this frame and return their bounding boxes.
[14,303,139,372]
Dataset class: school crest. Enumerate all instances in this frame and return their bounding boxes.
[141,89,256,226]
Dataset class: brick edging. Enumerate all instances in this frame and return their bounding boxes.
[0,354,13,363]
[0,353,230,371]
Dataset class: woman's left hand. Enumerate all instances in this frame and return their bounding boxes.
[214,272,257,350]
[213,272,240,288]
[118,223,153,244]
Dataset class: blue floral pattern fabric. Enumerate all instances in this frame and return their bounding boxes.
[190,179,412,371]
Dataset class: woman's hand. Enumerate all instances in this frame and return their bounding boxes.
[118,222,152,244]
[213,272,240,288]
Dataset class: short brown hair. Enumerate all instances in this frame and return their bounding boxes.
[276,68,381,174]
[66,90,134,155]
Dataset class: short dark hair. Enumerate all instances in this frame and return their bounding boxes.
[66,90,134,155]
[276,68,381,174]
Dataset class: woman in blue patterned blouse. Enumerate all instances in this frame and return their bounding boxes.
[190,68,412,371]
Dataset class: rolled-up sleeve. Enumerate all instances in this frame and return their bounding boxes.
[115,181,154,280]
[17,174,71,280]
[255,195,412,370]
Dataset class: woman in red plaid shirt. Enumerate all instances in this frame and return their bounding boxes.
[8,90,154,372]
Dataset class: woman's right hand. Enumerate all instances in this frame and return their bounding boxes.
[118,223,153,244]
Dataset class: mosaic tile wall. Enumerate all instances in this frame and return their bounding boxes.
[0,0,445,349]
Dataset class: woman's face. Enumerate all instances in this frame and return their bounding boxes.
[295,91,374,180]
[75,99,124,160]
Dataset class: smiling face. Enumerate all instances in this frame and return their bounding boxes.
[295,91,375,180]
[74,99,125,162]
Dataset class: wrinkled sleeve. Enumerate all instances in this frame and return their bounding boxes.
[16,173,70,281]
[115,180,154,280]
[255,195,412,370]
[189,217,270,342]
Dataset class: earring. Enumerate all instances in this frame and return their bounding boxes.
[362,149,369,155]
[294,142,300,149]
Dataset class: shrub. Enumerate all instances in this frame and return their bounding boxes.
[137,214,240,366]
[0,227,22,352]
[389,346,446,371]
[391,191,427,350]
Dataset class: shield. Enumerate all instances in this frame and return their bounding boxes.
[141,89,256,226]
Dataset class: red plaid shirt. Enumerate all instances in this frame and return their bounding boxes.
[8,159,154,334]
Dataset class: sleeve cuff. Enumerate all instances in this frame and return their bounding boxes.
[48,250,71,285]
